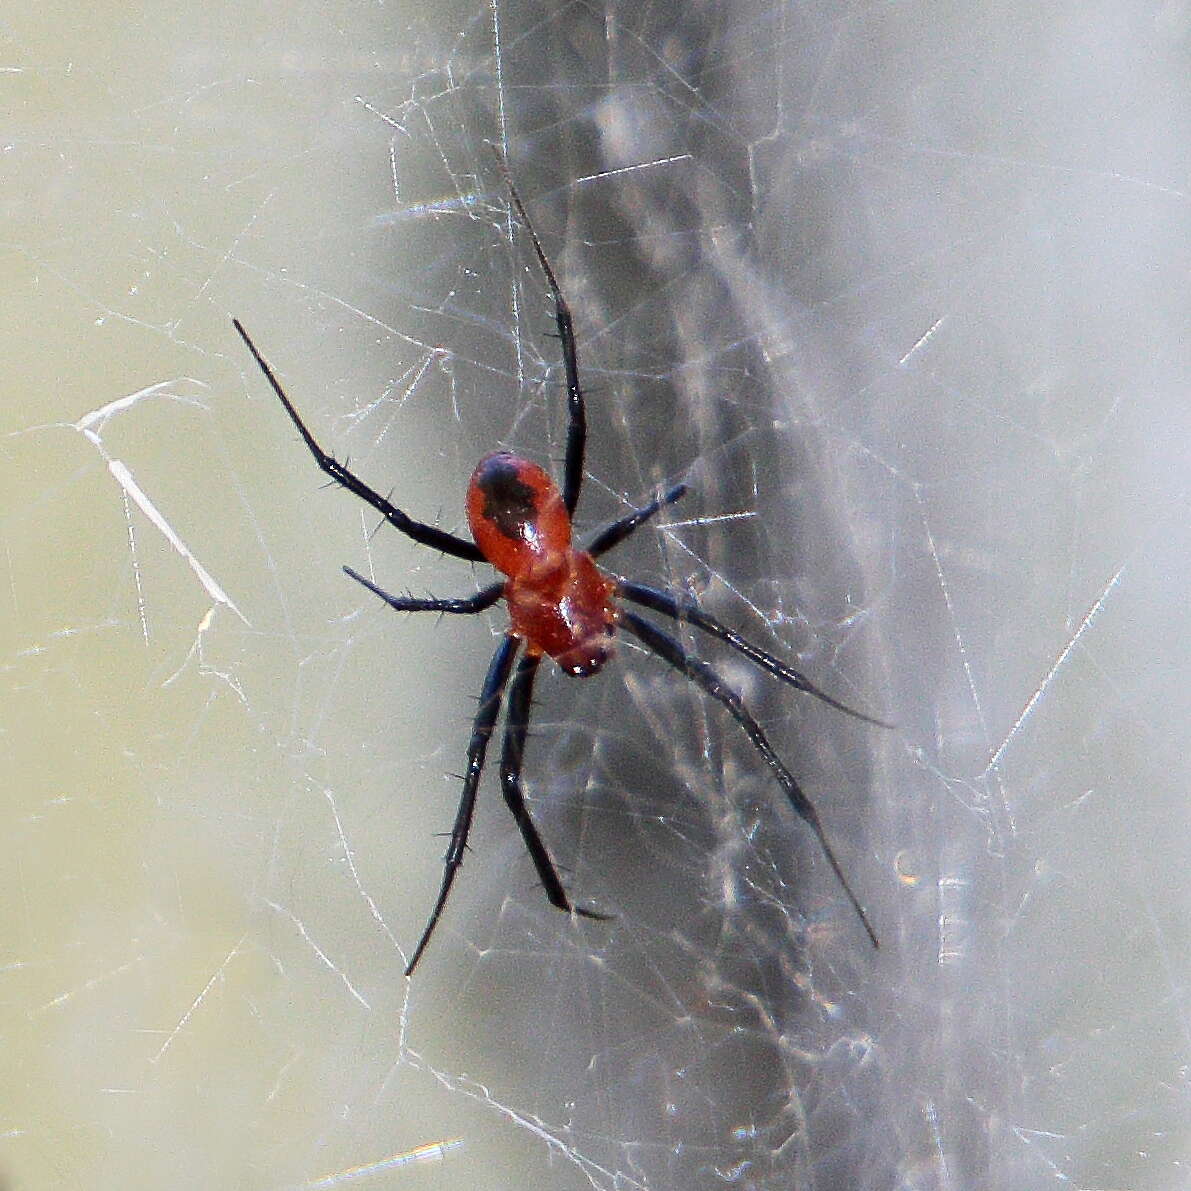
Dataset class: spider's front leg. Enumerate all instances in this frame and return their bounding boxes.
[499,652,610,922]
[404,634,520,976]
[616,581,893,729]
[620,610,879,949]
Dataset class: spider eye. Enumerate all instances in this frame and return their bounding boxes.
[555,636,613,677]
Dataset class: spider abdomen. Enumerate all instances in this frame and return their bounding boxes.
[468,451,616,677]
[467,451,570,564]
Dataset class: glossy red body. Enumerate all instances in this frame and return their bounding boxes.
[467,451,616,676]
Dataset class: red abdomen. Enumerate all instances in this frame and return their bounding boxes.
[467,452,616,676]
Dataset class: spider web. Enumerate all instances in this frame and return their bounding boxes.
[4,0,1189,1187]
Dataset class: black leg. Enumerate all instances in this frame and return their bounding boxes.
[585,483,688,558]
[234,319,483,563]
[344,566,503,615]
[500,178,586,517]
[500,653,611,921]
[405,634,520,975]
[617,582,893,729]
[620,611,879,949]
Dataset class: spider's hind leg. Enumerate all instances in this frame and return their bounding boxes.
[585,483,688,558]
[233,318,482,562]
[344,566,502,615]
[497,170,586,517]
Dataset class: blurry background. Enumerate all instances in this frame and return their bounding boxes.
[3,1,1189,1187]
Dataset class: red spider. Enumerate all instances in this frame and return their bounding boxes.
[233,181,888,975]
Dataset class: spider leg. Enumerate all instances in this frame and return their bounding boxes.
[233,319,483,563]
[500,176,586,517]
[500,652,611,921]
[619,610,879,949]
[617,582,893,729]
[344,566,503,615]
[405,633,520,976]
[585,483,688,558]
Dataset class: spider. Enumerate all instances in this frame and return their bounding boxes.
[233,181,889,975]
